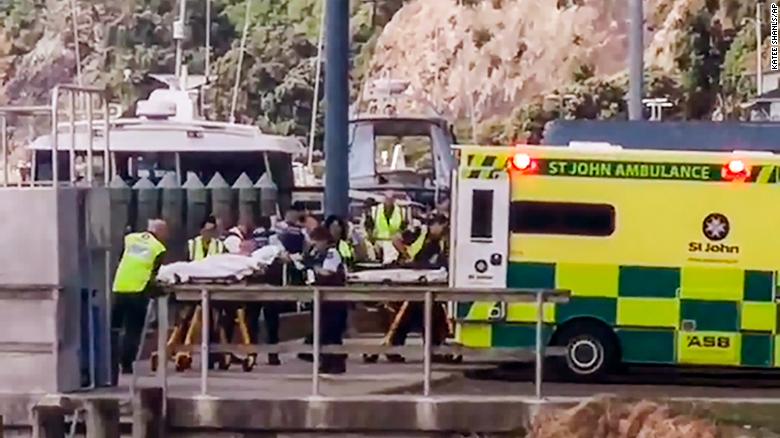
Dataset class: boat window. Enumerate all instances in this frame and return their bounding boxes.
[135,153,176,182]
[375,135,434,181]
[33,151,107,183]
[510,201,615,236]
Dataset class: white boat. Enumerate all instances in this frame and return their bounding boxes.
[28,78,304,188]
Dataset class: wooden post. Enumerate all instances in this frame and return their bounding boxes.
[85,399,120,438]
[0,414,4,438]
[183,173,207,241]
[31,405,66,438]
[159,173,185,261]
[234,172,258,225]
[134,176,160,232]
[207,173,234,230]
[132,387,164,438]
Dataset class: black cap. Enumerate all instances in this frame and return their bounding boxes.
[201,215,217,229]
[427,214,448,227]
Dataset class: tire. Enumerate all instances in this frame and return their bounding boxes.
[555,322,618,381]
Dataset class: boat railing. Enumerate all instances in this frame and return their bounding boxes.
[0,84,111,189]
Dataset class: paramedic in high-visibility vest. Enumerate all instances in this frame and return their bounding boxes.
[385,214,450,363]
[111,219,169,376]
[366,191,407,264]
[187,216,224,261]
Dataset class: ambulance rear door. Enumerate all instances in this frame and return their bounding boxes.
[453,171,510,288]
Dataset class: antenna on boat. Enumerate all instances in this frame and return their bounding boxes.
[69,0,82,85]
[306,1,326,170]
[229,0,254,124]
[202,0,212,118]
[174,0,187,79]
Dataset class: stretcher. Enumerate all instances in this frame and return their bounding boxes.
[152,246,283,372]
[157,246,282,284]
[346,267,459,364]
[346,267,448,285]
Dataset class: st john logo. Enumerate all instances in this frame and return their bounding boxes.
[702,213,729,241]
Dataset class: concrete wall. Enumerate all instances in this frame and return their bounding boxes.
[0,188,88,393]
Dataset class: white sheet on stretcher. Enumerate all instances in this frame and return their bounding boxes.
[347,267,448,284]
[157,245,282,284]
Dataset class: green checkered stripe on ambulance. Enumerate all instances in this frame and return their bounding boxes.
[456,263,780,368]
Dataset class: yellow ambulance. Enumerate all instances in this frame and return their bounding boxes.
[452,142,780,379]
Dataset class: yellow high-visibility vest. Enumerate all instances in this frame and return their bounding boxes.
[408,227,445,261]
[338,240,354,262]
[371,204,404,241]
[112,232,166,294]
[188,236,224,261]
[409,228,428,260]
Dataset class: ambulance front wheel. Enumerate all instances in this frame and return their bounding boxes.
[554,322,618,381]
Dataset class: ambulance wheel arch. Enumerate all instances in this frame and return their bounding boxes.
[550,317,621,380]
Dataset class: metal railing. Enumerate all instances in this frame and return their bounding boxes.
[50,84,112,187]
[0,84,111,188]
[150,285,569,402]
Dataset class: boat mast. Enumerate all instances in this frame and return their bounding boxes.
[174,0,187,80]
[306,2,326,169]
[202,0,212,117]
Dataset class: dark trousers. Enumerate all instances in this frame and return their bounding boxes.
[245,302,281,345]
[389,302,448,346]
[111,293,149,372]
[321,302,348,346]
[304,302,348,346]
[217,303,239,342]
[319,302,348,369]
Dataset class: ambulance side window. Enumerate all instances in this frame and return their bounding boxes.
[510,201,615,236]
[471,189,494,239]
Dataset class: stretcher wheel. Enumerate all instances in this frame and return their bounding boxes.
[175,354,192,372]
[150,352,158,372]
[242,354,257,372]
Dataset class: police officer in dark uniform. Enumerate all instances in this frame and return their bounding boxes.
[244,216,283,366]
[305,226,348,374]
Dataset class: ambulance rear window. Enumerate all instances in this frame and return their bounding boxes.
[471,189,494,239]
[510,201,615,236]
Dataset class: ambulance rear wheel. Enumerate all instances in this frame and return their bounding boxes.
[555,322,618,381]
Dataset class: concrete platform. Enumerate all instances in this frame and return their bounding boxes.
[6,362,780,435]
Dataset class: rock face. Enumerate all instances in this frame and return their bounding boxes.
[363,0,712,121]
[531,396,724,438]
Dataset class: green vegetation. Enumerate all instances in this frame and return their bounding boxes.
[0,0,405,149]
[0,0,770,148]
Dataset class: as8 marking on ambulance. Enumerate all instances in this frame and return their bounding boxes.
[451,142,780,380]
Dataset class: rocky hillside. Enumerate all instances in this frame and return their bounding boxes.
[0,0,767,147]
[366,0,763,141]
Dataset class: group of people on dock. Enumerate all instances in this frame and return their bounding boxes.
[111,191,451,377]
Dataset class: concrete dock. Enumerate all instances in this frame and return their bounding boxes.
[4,359,780,436]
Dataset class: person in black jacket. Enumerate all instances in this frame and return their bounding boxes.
[386,215,450,363]
[305,226,349,374]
